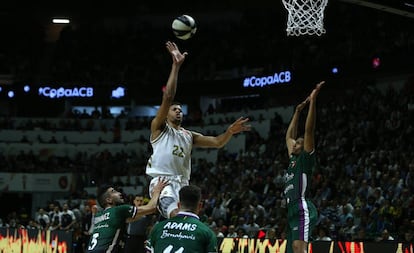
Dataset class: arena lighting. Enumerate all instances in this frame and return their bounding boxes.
[372,57,381,68]
[7,90,14,98]
[23,85,30,92]
[332,67,339,74]
[111,86,125,99]
[52,18,70,24]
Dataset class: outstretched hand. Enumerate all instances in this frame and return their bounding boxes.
[295,98,309,112]
[228,117,251,134]
[295,81,325,112]
[151,177,169,195]
[166,41,188,66]
[310,81,325,100]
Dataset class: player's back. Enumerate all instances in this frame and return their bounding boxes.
[146,211,217,253]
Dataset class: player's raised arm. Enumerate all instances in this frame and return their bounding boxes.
[150,41,188,140]
[286,98,309,155]
[303,81,324,153]
[192,117,251,148]
[126,178,169,222]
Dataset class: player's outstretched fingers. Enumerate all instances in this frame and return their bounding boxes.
[316,81,325,89]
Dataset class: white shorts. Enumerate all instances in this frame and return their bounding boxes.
[149,175,189,218]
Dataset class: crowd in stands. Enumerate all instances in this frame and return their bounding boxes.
[0,77,413,253]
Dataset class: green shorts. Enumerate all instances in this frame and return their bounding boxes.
[287,199,318,243]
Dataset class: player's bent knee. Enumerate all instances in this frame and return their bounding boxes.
[158,196,178,218]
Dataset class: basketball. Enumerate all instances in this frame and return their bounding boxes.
[172,15,197,40]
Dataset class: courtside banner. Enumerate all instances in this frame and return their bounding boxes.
[0,228,71,253]
[0,172,72,192]
[218,238,413,253]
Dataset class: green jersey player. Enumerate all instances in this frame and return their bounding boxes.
[146,185,218,253]
[87,178,168,253]
[284,81,324,253]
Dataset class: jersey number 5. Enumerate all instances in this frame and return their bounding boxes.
[88,233,99,250]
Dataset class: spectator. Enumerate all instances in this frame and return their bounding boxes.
[35,208,50,230]
[49,205,61,228]
[401,229,414,243]
[226,225,238,238]
[315,226,332,241]
[376,228,395,242]
[266,228,278,240]
[59,203,77,231]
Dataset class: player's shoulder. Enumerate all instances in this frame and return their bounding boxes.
[300,149,315,155]
[192,219,212,230]
[114,204,134,212]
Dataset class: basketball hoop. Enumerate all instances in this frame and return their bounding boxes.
[282,0,329,36]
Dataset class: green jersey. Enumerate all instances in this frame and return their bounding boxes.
[146,211,218,253]
[87,204,137,253]
[284,150,315,205]
[284,150,318,249]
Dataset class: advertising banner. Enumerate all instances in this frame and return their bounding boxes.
[218,238,414,253]
[0,173,72,192]
[0,228,72,253]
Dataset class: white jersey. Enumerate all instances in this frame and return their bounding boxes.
[146,123,193,181]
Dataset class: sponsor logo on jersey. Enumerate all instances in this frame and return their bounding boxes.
[284,184,294,195]
[160,230,196,240]
[284,172,294,182]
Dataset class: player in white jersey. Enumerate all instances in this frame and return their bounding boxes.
[146,41,251,219]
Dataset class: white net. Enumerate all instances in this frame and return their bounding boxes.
[282,0,329,36]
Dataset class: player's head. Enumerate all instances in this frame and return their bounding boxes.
[292,137,304,154]
[133,194,145,207]
[97,184,125,208]
[178,185,202,214]
[168,101,183,125]
[91,204,99,214]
